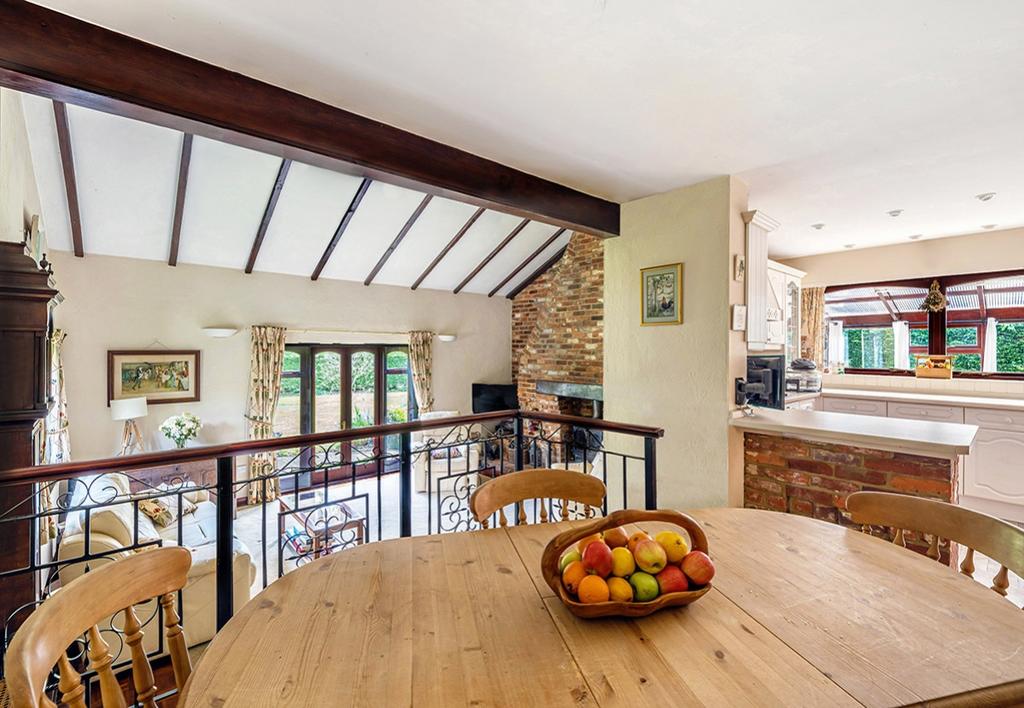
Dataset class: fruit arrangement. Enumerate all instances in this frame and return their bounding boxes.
[541,509,714,618]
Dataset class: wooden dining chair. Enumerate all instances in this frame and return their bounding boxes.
[847,491,1024,603]
[469,468,606,528]
[4,546,193,708]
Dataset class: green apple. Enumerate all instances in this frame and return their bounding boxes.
[629,571,660,602]
[559,548,582,573]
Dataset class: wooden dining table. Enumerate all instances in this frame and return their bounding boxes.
[181,508,1024,707]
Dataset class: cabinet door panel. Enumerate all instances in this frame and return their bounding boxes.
[963,428,1024,502]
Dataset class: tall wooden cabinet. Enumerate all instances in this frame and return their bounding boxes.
[0,241,59,635]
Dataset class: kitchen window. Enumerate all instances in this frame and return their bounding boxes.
[824,270,1024,378]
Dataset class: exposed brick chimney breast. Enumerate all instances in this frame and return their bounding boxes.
[512,232,603,415]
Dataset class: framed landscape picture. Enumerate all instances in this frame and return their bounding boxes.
[108,350,201,405]
[640,263,684,326]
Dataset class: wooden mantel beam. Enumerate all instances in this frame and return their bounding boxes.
[0,1,619,237]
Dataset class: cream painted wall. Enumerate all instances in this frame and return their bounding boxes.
[781,227,1024,287]
[50,251,512,461]
[0,88,42,244]
[605,176,747,509]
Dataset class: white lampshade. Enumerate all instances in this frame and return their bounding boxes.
[111,397,148,421]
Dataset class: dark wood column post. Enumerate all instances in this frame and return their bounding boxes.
[928,280,947,355]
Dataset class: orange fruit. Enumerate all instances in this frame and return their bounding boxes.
[577,575,610,604]
[577,533,603,554]
[562,560,587,595]
[627,530,652,554]
[607,576,634,602]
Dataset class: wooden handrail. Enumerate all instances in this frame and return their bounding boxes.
[0,410,663,485]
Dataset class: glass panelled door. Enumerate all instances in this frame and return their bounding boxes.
[277,344,415,482]
[349,349,377,463]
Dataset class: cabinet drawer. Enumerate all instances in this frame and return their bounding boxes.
[965,407,1024,433]
[822,397,886,416]
[886,401,964,423]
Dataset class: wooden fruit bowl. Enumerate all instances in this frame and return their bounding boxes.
[540,509,712,619]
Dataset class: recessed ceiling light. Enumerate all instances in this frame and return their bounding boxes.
[887,209,904,218]
[908,234,923,240]
[811,223,825,230]
[982,224,998,230]
[976,192,997,202]
[843,244,856,249]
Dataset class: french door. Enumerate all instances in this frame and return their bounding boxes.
[276,344,415,484]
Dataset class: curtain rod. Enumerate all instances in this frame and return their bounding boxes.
[284,327,454,338]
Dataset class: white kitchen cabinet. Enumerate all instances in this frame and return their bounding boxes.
[886,401,964,423]
[962,427,1024,505]
[822,396,887,416]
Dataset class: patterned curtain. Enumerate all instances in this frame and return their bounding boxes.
[800,287,827,367]
[408,331,435,414]
[246,325,287,503]
[40,329,70,542]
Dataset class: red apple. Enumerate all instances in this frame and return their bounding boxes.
[655,565,689,594]
[581,540,613,578]
[681,550,715,585]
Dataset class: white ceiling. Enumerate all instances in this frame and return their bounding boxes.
[19,94,568,296]
[28,0,1024,258]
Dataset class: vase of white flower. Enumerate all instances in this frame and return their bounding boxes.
[159,412,202,449]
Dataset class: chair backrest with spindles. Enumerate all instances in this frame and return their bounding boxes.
[847,491,1024,603]
[469,469,606,528]
[4,546,193,708]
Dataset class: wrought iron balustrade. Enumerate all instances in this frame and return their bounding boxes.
[0,409,662,703]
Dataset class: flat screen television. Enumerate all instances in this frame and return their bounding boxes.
[472,383,518,413]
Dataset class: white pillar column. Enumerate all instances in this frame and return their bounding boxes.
[892,320,910,369]
[983,317,998,372]
[827,320,845,369]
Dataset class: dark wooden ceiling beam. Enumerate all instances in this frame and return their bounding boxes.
[977,285,988,319]
[51,101,83,257]
[311,178,372,281]
[488,228,566,297]
[364,194,432,286]
[0,1,619,236]
[245,158,292,273]
[505,246,568,300]
[454,218,530,294]
[410,207,484,290]
[167,133,193,266]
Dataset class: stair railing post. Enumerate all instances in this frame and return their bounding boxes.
[399,431,412,537]
[215,455,234,630]
[644,437,658,510]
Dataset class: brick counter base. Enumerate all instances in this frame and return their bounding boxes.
[744,432,959,566]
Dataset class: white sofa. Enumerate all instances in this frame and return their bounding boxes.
[57,472,256,651]
[412,410,483,493]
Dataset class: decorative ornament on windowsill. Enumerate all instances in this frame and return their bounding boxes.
[111,397,148,456]
[159,412,202,449]
[921,280,947,313]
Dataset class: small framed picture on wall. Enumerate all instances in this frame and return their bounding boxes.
[108,350,201,405]
[640,263,684,326]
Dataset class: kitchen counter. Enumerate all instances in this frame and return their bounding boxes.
[730,406,977,459]
[822,387,1024,412]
